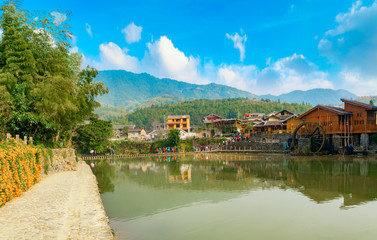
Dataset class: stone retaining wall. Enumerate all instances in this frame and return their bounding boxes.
[222,141,285,151]
[43,148,77,176]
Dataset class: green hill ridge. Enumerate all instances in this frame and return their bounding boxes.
[95,70,256,110]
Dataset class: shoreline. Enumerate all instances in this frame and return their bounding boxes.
[81,149,377,161]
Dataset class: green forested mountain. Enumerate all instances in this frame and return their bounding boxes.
[113,98,312,128]
[95,70,359,112]
[95,70,256,109]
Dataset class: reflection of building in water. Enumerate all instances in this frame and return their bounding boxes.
[103,156,377,208]
[128,162,159,172]
[168,164,192,183]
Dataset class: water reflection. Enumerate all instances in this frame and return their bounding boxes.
[88,154,377,240]
[88,154,377,208]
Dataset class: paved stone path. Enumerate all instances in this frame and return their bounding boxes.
[0,161,113,240]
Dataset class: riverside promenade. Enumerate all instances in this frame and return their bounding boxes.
[0,161,113,240]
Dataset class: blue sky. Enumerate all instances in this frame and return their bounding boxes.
[18,0,377,96]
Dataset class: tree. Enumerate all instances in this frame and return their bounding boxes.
[370,99,374,106]
[0,2,38,138]
[167,129,180,147]
[73,117,112,153]
[122,126,129,138]
[0,2,108,144]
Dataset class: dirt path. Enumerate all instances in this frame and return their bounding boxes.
[0,161,113,240]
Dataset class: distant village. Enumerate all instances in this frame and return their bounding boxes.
[112,98,377,152]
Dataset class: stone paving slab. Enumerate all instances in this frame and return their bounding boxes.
[0,161,113,240]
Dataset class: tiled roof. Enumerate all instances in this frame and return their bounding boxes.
[319,105,350,114]
[299,105,352,119]
[254,120,286,127]
[128,128,144,133]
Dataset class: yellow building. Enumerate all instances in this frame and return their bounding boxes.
[166,115,190,132]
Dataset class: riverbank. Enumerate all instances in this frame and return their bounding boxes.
[0,161,113,239]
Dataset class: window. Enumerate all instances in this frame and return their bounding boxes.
[176,124,180,128]
[183,124,187,127]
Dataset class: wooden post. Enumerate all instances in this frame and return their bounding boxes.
[24,136,27,145]
[29,137,33,145]
[16,134,19,143]
[6,133,10,142]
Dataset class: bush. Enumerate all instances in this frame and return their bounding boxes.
[0,139,42,207]
[167,129,180,147]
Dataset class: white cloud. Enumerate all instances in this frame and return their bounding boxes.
[318,0,377,95]
[122,22,142,44]
[94,42,140,72]
[226,31,247,61]
[69,46,79,54]
[339,71,377,96]
[208,54,332,95]
[141,36,207,84]
[255,54,333,95]
[33,28,56,47]
[88,36,333,95]
[217,65,257,91]
[51,11,67,26]
[85,23,92,38]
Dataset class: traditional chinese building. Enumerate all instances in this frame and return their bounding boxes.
[298,99,377,147]
[128,128,147,140]
[203,114,223,123]
[166,115,190,132]
[252,110,298,135]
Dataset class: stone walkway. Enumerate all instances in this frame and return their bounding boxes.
[0,161,113,240]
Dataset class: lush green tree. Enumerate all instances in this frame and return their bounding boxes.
[73,117,112,153]
[0,1,108,144]
[167,129,180,147]
[370,99,374,106]
[122,126,129,137]
[0,2,39,139]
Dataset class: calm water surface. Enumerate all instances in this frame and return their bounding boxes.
[88,154,377,240]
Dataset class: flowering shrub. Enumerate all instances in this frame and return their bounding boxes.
[0,139,42,207]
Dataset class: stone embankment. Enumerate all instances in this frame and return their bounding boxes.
[0,161,113,239]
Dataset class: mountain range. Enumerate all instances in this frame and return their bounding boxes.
[95,70,358,110]
[96,70,256,109]
[260,89,358,106]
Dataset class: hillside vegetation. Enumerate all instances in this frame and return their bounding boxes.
[95,70,256,109]
[111,98,312,128]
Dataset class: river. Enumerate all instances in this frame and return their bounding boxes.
[88,153,377,240]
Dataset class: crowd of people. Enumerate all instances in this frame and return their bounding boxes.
[155,147,179,153]
[90,149,115,156]
[193,146,213,152]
